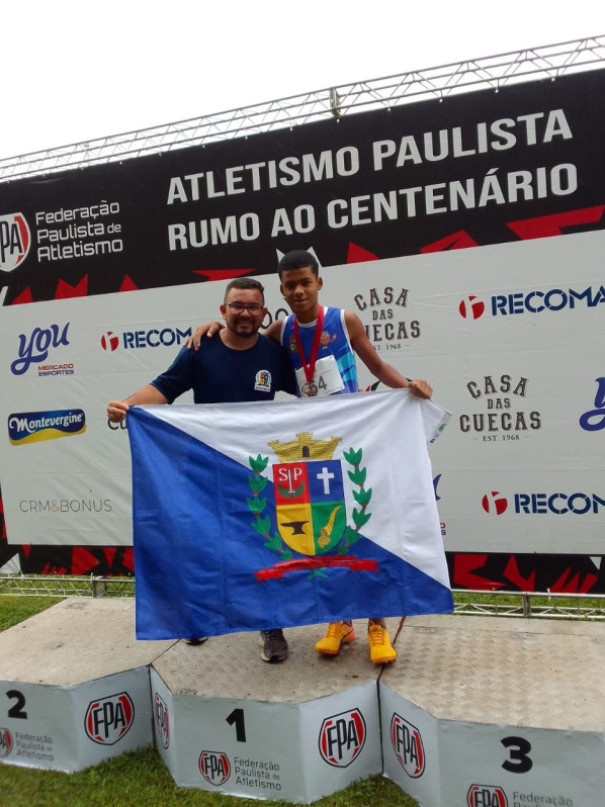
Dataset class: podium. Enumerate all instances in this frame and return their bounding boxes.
[150,623,384,801]
[1,600,604,806]
[0,598,170,771]
[380,615,605,807]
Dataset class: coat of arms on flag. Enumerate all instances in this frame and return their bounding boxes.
[127,389,453,640]
[251,433,379,580]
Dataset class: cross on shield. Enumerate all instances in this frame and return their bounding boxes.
[273,460,346,556]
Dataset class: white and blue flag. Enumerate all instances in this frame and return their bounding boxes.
[127,389,452,639]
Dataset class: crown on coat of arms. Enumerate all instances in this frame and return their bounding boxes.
[268,432,341,462]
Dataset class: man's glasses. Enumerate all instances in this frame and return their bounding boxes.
[226,302,263,314]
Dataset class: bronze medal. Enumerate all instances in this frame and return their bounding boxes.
[301,382,318,397]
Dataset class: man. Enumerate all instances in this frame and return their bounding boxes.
[190,251,433,664]
[107,278,296,663]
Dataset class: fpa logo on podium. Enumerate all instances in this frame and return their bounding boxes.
[0,727,13,757]
[318,708,366,767]
[199,750,231,785]
[84,692,135,745]
[390,713,425,777]
[467,783,508,806]
[154,692,170,749]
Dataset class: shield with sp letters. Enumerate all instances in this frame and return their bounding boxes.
[273,460,346,556]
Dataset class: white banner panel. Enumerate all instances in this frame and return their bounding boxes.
[1,231,603,554]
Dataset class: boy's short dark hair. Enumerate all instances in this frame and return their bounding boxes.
[224,277,265,303]
[277,250,319,278]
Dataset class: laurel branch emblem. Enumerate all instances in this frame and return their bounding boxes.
[247,444,372,564]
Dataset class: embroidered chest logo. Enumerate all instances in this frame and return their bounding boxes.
[254,369,272,392]
[319,330,336,348]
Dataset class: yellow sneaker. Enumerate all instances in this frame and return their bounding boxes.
[315,621,356,655]
[368,624,397,664]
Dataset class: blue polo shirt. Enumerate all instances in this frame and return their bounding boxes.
[150,334,296,404]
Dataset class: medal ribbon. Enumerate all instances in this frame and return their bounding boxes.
[292,306,325,385]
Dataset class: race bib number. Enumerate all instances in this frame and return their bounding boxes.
[296,355,345,396]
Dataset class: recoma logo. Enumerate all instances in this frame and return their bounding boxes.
[481,491,508,515]
[0,213,31,272]
[100,325,192,351]
[459,285,605,319]
[11,323,70,376]
[459,295,485,320]
[482,489,605,515]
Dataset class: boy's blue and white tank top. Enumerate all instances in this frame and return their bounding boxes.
[280,306,359,397]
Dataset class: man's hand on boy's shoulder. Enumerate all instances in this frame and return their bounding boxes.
[262,320,282,342]
[185,322,223,351]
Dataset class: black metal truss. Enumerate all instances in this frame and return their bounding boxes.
[1,36,603,182]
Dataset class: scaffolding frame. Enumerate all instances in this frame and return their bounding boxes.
[1,36,604,183]
[0,577,604,621]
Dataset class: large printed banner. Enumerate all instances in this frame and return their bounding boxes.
[0,70,604,305]
[126,392,453,638]
[0,229,603,566]
[1,67,604,590]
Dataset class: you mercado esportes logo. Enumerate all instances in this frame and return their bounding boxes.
[247,432,379,580]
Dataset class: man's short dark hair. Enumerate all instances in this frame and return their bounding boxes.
[277,250,319,278]
[224,277,265,303]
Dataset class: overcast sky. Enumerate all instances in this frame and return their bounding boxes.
[0,1,602,160]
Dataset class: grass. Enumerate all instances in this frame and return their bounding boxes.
[0,596,418,807]
[453,590,605,619]
[0,746,417,807]
[0,595,62,631]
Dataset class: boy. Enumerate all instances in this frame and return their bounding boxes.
[191,251,432,663]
